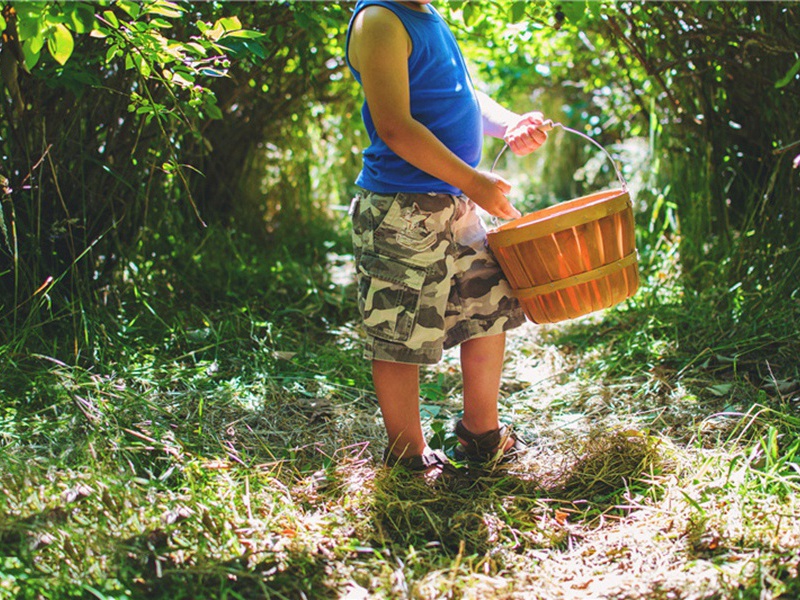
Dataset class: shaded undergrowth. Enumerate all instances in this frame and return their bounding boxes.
[2,224,799,599]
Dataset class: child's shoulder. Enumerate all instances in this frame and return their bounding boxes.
[352,2,406,29]
[349,2,409,69]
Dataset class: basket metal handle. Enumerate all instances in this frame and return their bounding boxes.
[491,119,628,192]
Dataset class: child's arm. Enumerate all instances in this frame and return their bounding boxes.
[349,6,520,220]
[476,91,548,156]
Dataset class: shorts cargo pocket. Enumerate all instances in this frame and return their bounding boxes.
[358,252,426,343]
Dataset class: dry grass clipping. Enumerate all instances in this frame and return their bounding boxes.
[550,428,668,501]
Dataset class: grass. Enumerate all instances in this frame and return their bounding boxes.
[1,224,799,599]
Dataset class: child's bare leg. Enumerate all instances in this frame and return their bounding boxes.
[372,360,427,458]
[459,333,513,450]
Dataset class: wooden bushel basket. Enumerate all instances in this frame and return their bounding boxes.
[487,123,639,324]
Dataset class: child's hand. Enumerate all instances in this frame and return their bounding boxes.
[504,112,548,156]
[465,171,522,220]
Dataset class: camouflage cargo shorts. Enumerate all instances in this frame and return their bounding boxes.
[350,189,525,365]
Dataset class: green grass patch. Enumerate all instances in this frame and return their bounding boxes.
[2,227,799,598]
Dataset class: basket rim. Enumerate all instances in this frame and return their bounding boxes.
[488,188,630,249]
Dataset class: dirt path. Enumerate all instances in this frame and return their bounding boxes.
[403,319,789,599]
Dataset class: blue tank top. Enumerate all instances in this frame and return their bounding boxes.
[346,0,483,195]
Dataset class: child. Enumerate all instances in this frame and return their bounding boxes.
[346,0,548,474]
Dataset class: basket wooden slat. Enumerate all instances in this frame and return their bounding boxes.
[488,188,639,324]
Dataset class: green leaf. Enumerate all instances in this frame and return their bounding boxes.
[150,18,173,29]
[707,383,733,397]
[562,1,586,24]
[243,40,266,60]
[205,24,224,42]
[145,1,185,19]
[207,16,256,42]
[0,15,6,32]
[22,40,42,71]
[105,44,121,64]
[17,13,43,41]
[131,52,152,78]
[65,4,96,34]
[186,42,208,57]
[48,23,75,65]
[510,2,527,23]
[216,16,243,32]
[28,34,45,55]
[462,3,476,27]
[203,98,223,120]
[220,39,266,60]
[90,27,110,39]
[117,1,141,20]
[775,57,800,89]
[167,69,194,87]
[102,10,119,29]
[220,29,265,40]
[678,490,706,515]
[43,8,71,26]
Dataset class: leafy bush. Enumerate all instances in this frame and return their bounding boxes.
[0,1,356,358]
